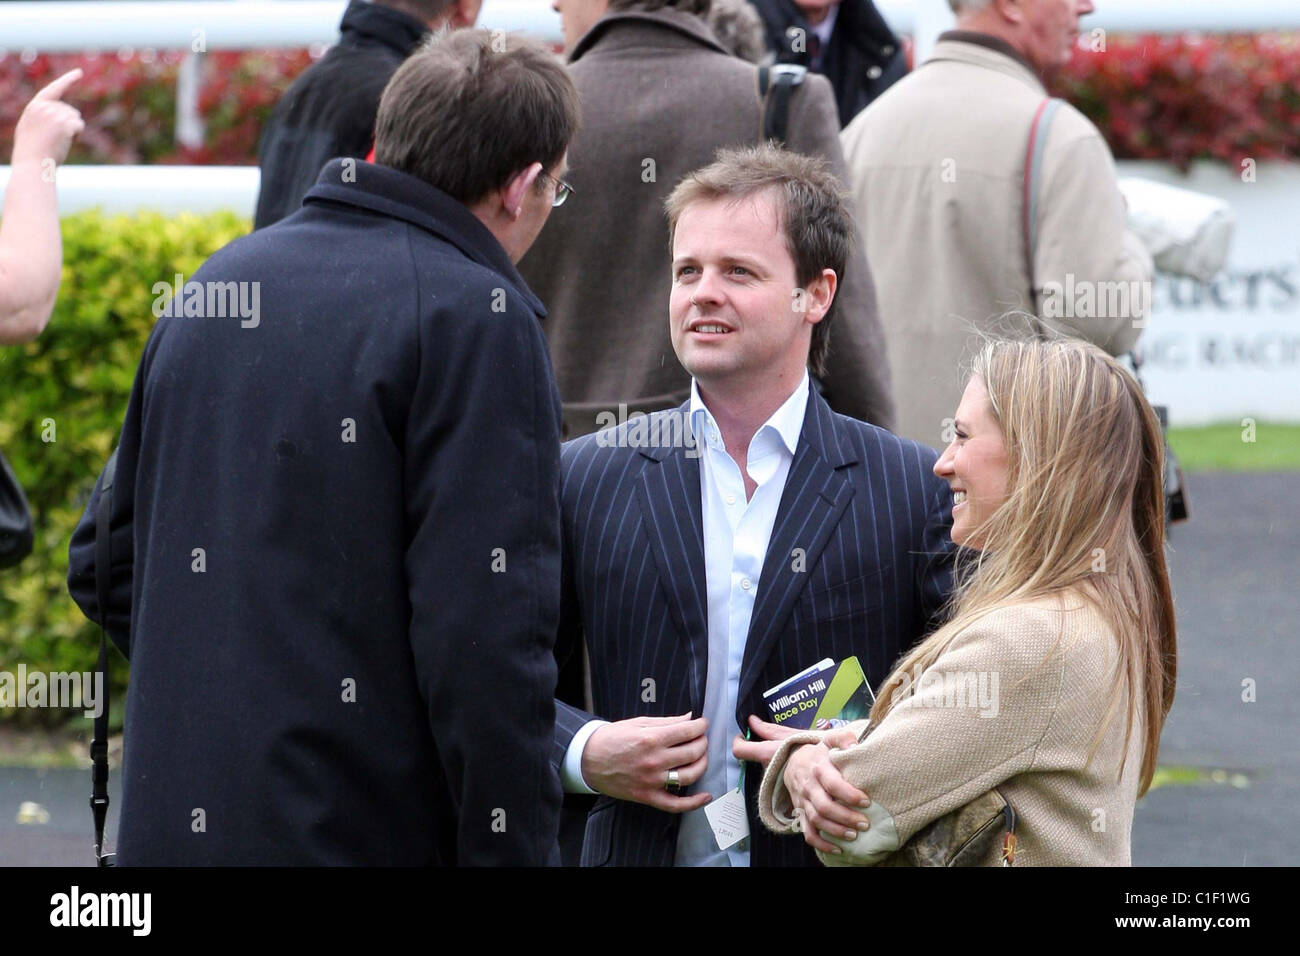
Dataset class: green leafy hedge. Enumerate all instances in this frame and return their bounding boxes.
[1,209,249,727]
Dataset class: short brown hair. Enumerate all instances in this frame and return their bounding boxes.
[664,144,852,375]
[374,30,580,205]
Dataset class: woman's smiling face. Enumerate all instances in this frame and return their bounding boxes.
[933,376,1009,549]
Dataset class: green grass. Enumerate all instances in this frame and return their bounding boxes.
[1147,765,1250,792]
[1166,423,1300,472]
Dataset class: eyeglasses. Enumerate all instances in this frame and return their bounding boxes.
[539,171,575,208]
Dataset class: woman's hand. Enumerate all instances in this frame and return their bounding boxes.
[732,715,799,767]
[783,727,872,854]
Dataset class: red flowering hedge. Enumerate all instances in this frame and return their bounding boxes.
[0,34,1296,169]
[1050,32,1300,170]
[0,49,313,165]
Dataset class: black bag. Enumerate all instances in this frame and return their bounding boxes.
[0,449,34,569]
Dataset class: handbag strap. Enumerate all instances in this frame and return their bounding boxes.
[91,449,118,866]
[998,789,1018,866]
[1022,97,1064,313]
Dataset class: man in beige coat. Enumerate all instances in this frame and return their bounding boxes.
[840,0,1152,447]
[524,0,895,438]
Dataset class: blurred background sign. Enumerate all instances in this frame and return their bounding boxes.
[1123,160,1300,426]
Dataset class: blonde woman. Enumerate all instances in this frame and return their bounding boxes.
[756,337,1177,865]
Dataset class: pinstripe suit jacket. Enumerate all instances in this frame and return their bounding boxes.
[553,385,956,866]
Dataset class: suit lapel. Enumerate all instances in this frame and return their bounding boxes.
[736,392,857,713]
[634,407,709,714]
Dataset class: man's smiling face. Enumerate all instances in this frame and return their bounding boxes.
[669,189,822,398]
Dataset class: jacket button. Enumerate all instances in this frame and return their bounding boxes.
[882,44,895,56]
[867,65,883,79]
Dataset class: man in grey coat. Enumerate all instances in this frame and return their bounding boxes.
[524,0,895,438]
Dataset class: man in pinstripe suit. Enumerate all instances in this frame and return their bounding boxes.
[552,145,955,866]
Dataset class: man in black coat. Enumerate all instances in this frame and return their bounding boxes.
[67,30,580,865]
[747,0,907,126]
[253,0,481,229]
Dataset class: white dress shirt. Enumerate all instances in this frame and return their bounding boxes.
[561,374,810,867]
[674,372,809,866]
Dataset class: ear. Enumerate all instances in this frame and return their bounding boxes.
[994,0,1026,26]
[500,163,544,221]
[801,269,838,326]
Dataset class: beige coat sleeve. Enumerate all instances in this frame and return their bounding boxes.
[1034,116,1154,354]
[785,73,896,431]
[758,603,1081,865]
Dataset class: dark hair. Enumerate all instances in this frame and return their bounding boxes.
[607,0,713,15]
[664,144,853,375]
[374,29,580,205]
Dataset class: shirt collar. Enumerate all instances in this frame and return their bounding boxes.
[689,371,810,458]
[809,6,839,48]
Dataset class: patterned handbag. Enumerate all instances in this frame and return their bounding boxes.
[879,787,1018,867]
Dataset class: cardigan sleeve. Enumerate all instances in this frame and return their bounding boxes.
[758,601,1094,865]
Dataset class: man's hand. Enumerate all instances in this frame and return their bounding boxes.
[732,714,799,767]
[11,69,85,167]
[783,727,872,853]
[581,714,712,813]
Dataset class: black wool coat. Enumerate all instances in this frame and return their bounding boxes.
[69,160,564,865]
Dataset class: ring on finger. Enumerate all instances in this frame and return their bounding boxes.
[665,768,681,792]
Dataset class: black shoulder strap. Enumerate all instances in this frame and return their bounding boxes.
[758,63,807,145]
[91,449,118,866]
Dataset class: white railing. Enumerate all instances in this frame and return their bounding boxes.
[1,0,1296,54]
[0,2,554,53]
[0,165,261,217]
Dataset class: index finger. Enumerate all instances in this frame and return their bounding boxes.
[33,68,83,103]
[746,714,798,741]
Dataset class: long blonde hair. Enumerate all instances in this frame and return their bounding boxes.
[869,337,1177,796]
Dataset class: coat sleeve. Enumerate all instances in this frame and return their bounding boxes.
[552,451,598,770]
[403,283,564,866]
[1034,119,1154,354]
[759,603,1078,865]
[784,72,896,431]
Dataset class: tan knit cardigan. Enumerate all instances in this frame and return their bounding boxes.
[758,592,1147,866]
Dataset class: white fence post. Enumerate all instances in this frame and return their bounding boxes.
[175,52,206,151]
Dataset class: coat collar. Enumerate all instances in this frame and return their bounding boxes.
[338,0,428,58]
[925,33,1045,94]
[570,6,728,63]
[303,159,547,317]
